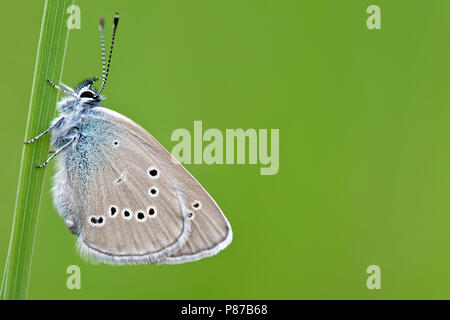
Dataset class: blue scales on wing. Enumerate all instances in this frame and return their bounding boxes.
[52,107,231,265]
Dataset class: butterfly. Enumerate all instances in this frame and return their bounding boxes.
[24,13,232,265]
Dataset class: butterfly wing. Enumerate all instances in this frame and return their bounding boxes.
[90,107,232,264]
[53,109,191,264]
[157,159,233,264]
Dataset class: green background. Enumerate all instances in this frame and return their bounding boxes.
[1,0,450,299]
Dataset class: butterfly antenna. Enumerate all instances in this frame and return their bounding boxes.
[99,16,106,84]
[97,12,119,96]
[46,79,79,98]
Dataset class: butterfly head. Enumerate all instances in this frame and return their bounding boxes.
[54,77,103,113]
[76,77,105,105]
[51,13,119,114]
[76,77,100,99]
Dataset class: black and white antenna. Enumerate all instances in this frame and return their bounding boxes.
[97,13,119,97]
[99,16,106,84]
[46,79,79,98]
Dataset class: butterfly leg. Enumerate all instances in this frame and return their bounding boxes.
[36,136,75,168]
[24,117,65,144]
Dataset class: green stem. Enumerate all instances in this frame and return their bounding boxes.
[1,0,73,300]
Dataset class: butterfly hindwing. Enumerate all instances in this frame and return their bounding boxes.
[53,106,231,264]
[93,107,232,264]
[157,159,233,264]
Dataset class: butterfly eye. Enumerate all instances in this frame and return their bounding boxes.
[80,90,95,98]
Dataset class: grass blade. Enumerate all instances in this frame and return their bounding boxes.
[1,0,74,300]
